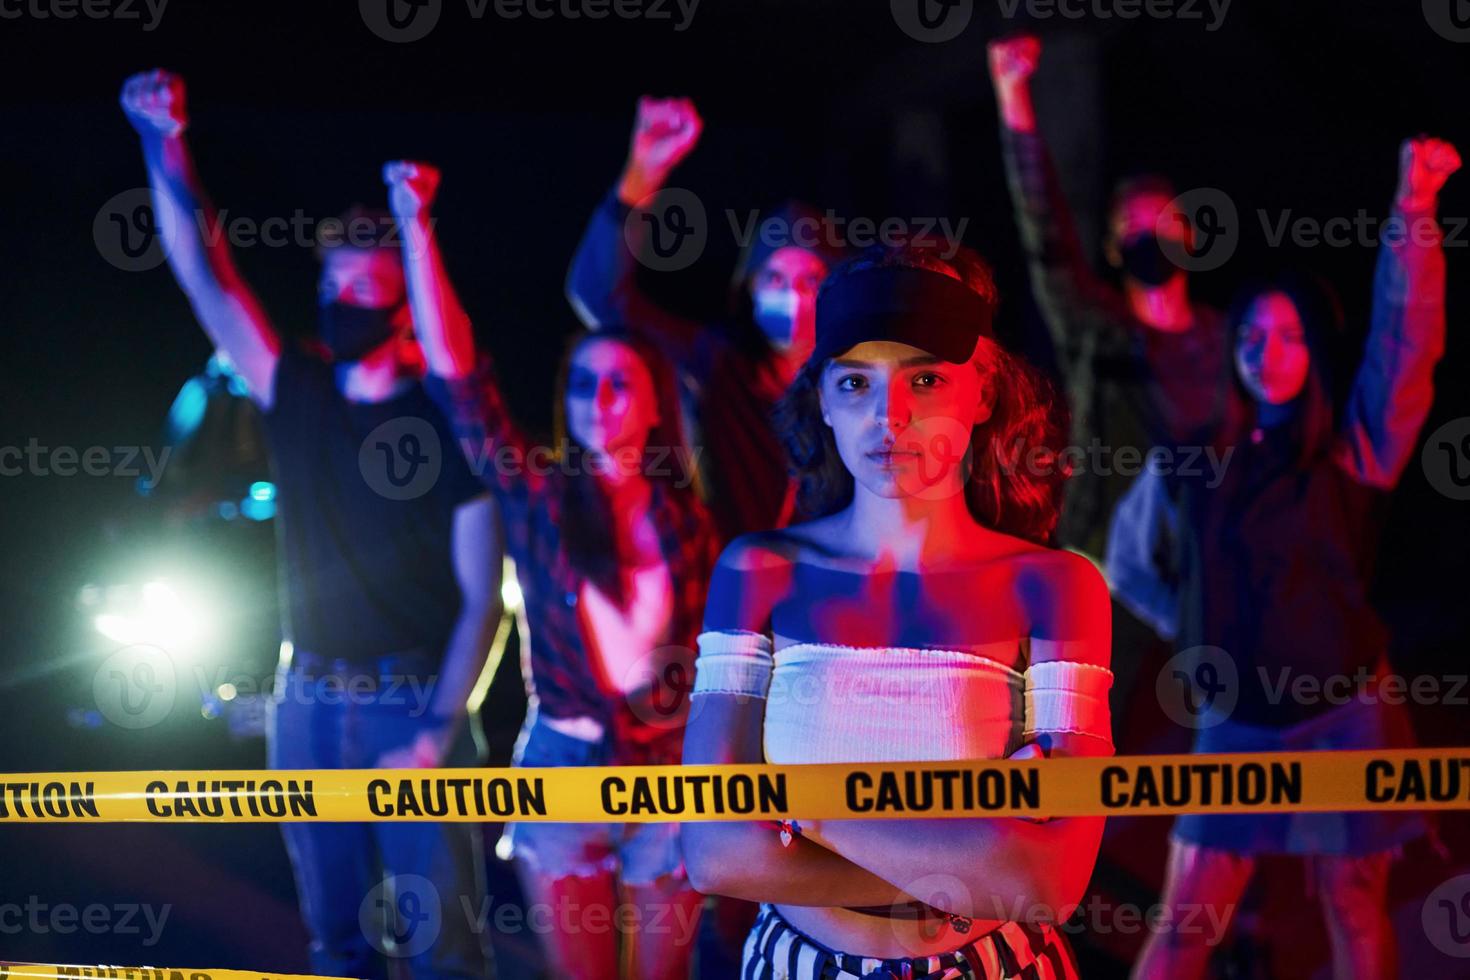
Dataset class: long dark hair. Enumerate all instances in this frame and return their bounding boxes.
[773,243,1070,546]
[552,329,705,606]
[1222,274,1340,468]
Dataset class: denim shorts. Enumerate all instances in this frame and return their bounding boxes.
[1173,694,1426,855]
[501,715,686,886]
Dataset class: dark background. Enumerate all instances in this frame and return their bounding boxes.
[0,0,1467,976]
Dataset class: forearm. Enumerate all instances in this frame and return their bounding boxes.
[425,599,505,754]
[999,123,1125,366]
[565,188,632,330]
[137,131,278,398]
[1334,200,1447,486]
[400,212,476,378]
[803,814,1104,917]
[682,821,919,907]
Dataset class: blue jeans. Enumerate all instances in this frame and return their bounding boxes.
[503,715,685,885]
[268,660,495,980]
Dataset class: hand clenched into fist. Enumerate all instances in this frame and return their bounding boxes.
[1396,136,1461,211]
[618,96,702,205]
[120,69,187,139]
[987,34,1040,89]
[383,160,442,221]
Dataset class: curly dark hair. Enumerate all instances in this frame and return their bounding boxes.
[772,243,1070,546]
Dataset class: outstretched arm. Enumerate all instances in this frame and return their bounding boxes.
[389,161,542,503]
[120,70,280,407]
[565,96,712,373]
[988,37,1133,372]
[1333,137,1460,488]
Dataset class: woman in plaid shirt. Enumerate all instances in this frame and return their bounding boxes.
[388,160,719,980]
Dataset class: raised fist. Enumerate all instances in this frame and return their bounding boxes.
[987,35,1041,90]
[383,160,442,220]
[1397,136,1461,210]
[120,69,187,139]
[627,96,703,183]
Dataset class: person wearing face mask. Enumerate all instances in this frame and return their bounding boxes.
[566,96,843,544]
[1128,137,1460,980]
[390,159,720,980]
[988,35,1226,563]
[121,71,503,980]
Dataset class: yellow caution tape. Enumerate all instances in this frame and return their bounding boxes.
[0,966,346,980]
[0,748,1465,823]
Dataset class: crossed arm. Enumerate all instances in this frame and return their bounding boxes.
[681,537,1113,918]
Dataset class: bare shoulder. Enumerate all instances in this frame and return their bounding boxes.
[715,513,845,572]
[1012,546,1108,594]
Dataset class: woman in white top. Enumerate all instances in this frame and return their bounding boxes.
[683,243,1114,979]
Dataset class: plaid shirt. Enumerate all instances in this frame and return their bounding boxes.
[425,356,719,764]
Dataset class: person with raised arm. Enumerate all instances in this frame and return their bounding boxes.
[988,35,1227,562]
[1129,137,1460,980]
[119,71,502,980]
[566,96,844,542]
[683,241,1113,978]
[388,160,720,980]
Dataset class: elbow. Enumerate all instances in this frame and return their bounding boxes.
[680,823,758,899]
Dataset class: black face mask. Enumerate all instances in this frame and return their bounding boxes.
[318,302,400,362]
[1119,235,1179,287]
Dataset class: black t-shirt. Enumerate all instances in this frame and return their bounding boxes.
[259,347,486,663]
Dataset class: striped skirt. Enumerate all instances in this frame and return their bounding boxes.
[741,903,1081,979]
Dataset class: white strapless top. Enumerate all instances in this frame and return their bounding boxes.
[761,642,1025,765]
